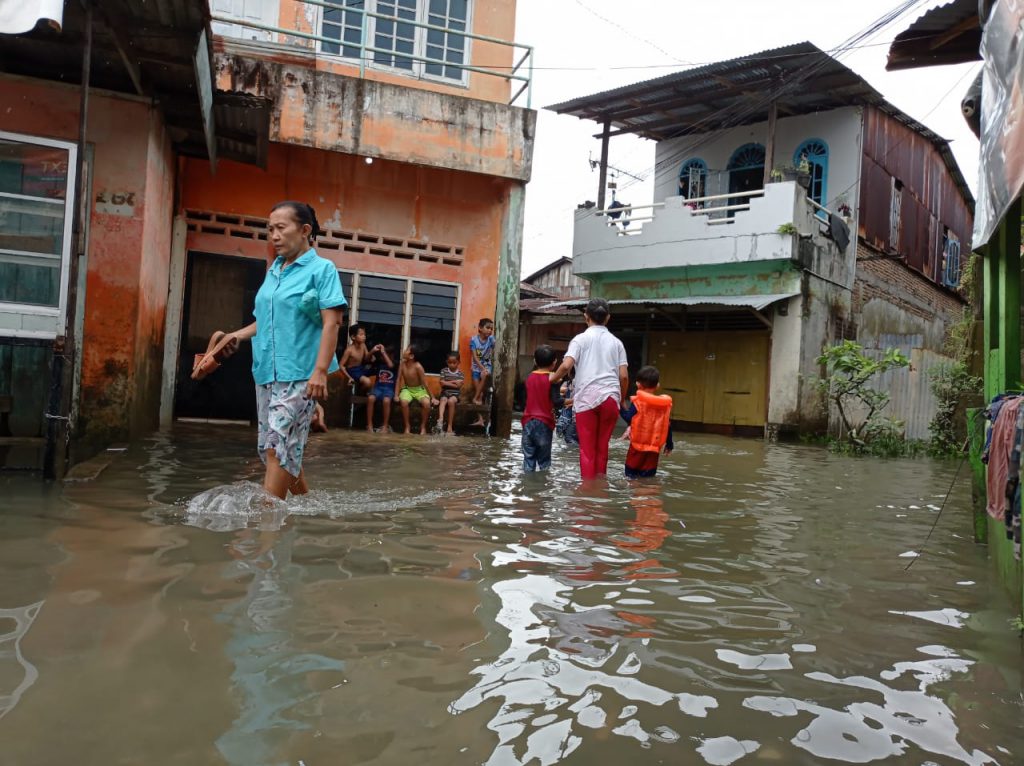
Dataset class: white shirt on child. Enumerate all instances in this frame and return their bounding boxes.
[565,324,628,413]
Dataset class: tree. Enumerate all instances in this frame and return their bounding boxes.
[816,340,910,448]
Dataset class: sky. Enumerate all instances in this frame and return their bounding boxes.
[512,0,983,278]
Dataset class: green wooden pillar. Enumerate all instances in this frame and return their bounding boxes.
[492,182,526,439]
[983,197,1021,399]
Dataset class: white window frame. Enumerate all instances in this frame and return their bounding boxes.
[0,130,77,340]
[210,0,280,42]
[340,267,462,374]
[316,0,473,87]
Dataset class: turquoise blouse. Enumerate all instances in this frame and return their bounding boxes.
[252,248,346,385]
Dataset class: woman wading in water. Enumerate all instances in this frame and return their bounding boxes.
[206,201,346,499]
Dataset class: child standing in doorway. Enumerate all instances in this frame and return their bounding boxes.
[521,345,563,472]
[396,344,432,435]
[619,365,674,478]
[437,351,465,434]
[339,323,373,393]
[366,343,396,433]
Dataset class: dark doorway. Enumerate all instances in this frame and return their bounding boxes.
[727,143,765,216]
[174,252,267,421]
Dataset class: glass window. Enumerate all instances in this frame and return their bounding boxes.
[373,0,418,71]
[322,0,365,58]
[0,136,72,311]
[355,274,406,357]
[410,280,457,372]
[942,231,961,288]
[424,0,468,80]
[320,0,471,83]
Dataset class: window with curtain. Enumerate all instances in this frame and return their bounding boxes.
[0,133,75,327]
[319,0,470,83]
[793,139,828,208]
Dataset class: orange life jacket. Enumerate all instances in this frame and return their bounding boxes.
[630,390,673,452]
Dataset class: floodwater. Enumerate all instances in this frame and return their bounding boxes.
[0,425,1022,766]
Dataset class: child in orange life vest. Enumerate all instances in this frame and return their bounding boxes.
[619,365,674,478]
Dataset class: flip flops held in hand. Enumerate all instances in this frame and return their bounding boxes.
[191,331,239,380]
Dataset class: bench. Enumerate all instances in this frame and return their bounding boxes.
[348,394,492,435]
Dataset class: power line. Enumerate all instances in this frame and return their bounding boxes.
[608,0,933,194]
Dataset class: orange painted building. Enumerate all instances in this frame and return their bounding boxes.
[0,0,535,473]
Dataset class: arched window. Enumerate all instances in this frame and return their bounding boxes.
[678,158,707,200]
[727,143,766,171]
[794,139,829,207]
[726,143,765,201]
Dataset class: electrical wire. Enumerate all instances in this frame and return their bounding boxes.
[602,0,932,193]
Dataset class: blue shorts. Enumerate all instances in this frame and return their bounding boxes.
[472,365,492,381]
[347,365,369,381]
[371,383,395,400]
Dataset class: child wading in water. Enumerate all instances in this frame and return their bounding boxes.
[620,365,674,478]
[340,323,373,392]
[397,344,433,434]
[522,345,563,471]
[437,351,465,434]
[366,343,396,433]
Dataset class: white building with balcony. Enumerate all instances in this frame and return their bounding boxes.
[549,43,973,438]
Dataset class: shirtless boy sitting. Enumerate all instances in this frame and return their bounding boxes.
[339,323,373,392]
[396,344,434,435]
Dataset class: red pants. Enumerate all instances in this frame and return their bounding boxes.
[575,397,620,479]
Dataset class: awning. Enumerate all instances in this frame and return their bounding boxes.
[0,1,62,34]
[540,294,799,311]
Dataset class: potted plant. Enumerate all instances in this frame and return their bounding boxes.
[836,196,853,220]
[795,156,811,190]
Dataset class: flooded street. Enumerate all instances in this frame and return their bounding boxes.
[0,425,1021,766]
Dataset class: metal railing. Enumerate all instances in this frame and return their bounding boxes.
[210,0,534,107]
[591,190,767,235]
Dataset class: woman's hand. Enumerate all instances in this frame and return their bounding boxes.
[306,368,329,401]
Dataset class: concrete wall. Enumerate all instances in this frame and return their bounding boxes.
[653,106,864,216]
[574,182,807,277]
[767,294,803,427]
[0,75,175,448]
[179,142,517,394]
[215,51,536,182]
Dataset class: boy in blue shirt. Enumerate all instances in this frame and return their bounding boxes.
[470,316,495,404]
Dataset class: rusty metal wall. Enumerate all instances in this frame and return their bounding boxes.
[859,107,973,283]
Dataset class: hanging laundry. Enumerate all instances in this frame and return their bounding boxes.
[1007,405,1024,560]
[985,395,1023,519]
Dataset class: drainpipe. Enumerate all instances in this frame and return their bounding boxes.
[763,100,777,186]
[44,0,91,479]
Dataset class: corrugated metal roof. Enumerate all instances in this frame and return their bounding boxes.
[887,0,981,71]
[540,294,799,311]
[546,41,973,209]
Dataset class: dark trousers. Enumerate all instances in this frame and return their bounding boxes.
[522,418,553,471]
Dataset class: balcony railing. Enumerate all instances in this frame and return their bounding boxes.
[573,181,844,276]
[592,189,769,236]
[210,0,534,107]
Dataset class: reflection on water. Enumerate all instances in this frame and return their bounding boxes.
[0,423,1021,765]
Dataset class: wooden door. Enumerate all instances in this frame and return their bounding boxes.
[649,331,706,422]
[703,332,769,426]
